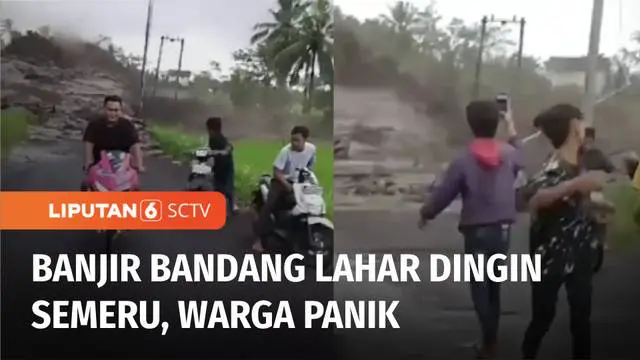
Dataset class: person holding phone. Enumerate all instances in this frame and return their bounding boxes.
[419,97,522,358]
[520,104,608,359]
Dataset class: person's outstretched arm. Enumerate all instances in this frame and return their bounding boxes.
[502,110,525,176]
[420,159,463,221]
[523,171,606,211]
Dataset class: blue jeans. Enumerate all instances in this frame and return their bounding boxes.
[461,223,511,344]
[213,162,235,215]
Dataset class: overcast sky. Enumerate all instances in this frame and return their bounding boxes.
[336,0,640,60]
[1,0,277,73]
[2,0,639,75]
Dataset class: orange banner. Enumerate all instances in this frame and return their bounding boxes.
[0,192,227,230]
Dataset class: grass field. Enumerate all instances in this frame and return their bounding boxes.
[1,107,37,156]
[149,124,334,217]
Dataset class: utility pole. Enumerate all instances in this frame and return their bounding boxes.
[516,17,526,68]
[152,35,183,97]
[515,17,526,96]
[152,35,166,97]
[174,38,185,100]
[582,0,605,133]
[473,16,488,100]
[138,0,154,114]
[472,15,526,100]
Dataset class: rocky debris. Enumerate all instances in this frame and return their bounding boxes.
[334,158,436,201]
[334,136,350,159]
[332,87,458,209]
[343,176,431,198]
[1,57,164,157]
[349,124,394,147]
[333,87,452,168]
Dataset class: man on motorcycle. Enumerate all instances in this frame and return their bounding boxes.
[252,125,317,252]
[81,95,143,190]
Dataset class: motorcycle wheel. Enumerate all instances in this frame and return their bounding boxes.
[186,177,214,191]
[304,224,334,275]
[593,243,604,273]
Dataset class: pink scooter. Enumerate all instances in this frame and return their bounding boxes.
[84,150,140,253]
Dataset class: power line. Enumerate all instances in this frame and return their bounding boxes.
[152,35,185,97]
[472,15,526,100]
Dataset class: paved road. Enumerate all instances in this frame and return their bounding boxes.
[335,209,640,359]
[3,140,639,359]
[1,141,333,359]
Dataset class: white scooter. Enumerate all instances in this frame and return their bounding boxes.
[252,168,334,272]
[185,147,215,191]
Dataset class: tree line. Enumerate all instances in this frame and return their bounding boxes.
[0,0,334,121]
[334,0,640,146]
[187,0,334,119]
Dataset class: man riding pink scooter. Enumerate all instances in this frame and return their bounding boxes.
[81,95,144,191]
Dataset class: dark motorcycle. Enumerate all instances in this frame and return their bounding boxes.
[252,168,334,272]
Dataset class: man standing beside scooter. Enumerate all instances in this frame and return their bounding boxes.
[206,117,235,215]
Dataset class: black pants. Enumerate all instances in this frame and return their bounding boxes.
[522,270,592,359]
[254,179,288,237]
[213,163,235,215]
[462,223,511,345]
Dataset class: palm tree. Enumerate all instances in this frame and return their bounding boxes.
[274,0,333,112]
[380,1,419,34]
[251,0,310,84]
[414,2,442,52]
[379,1,421,58]
[251,0,309,43]
[251,0,333,113]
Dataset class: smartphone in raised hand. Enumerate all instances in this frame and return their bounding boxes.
[496,93,510,113]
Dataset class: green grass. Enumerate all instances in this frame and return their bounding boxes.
[149,124,333,218]
[1,107,37,156]
[604,183,640,249]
